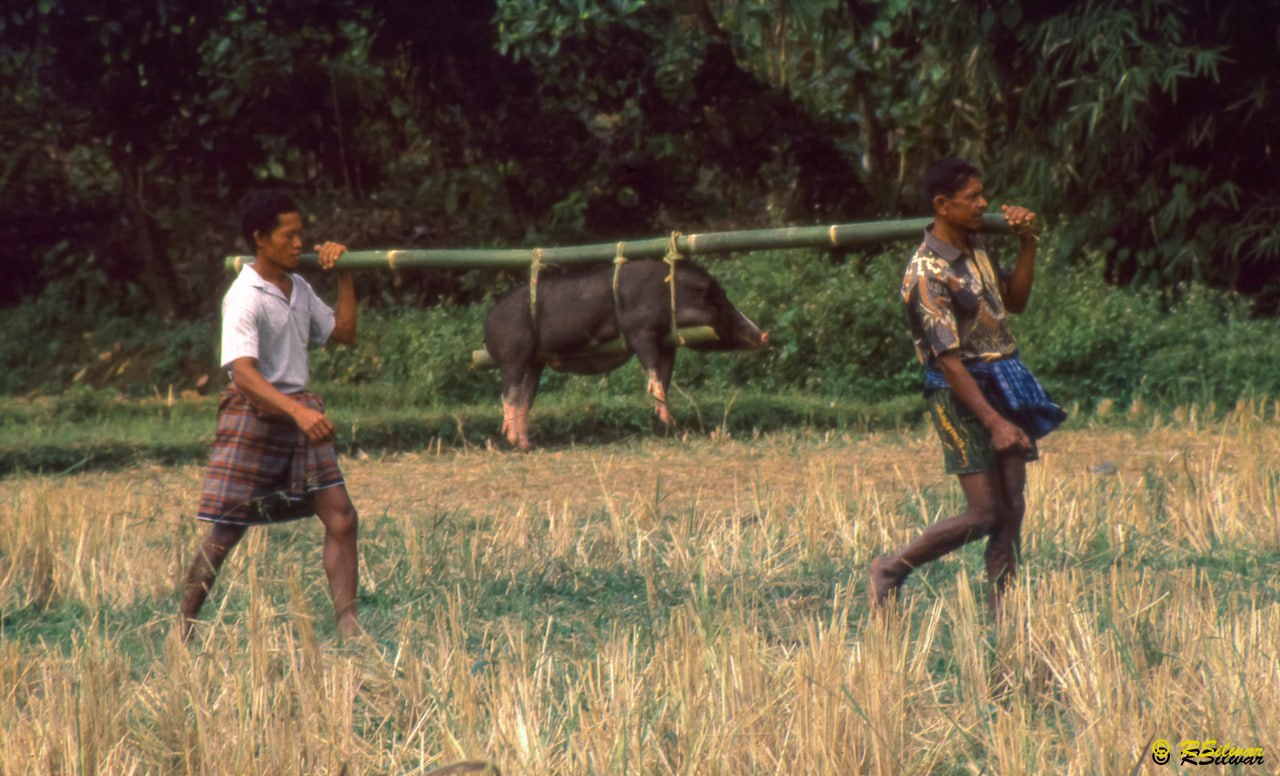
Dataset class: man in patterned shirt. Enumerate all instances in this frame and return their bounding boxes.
[870,157,1065,615]
[179,190,362,641]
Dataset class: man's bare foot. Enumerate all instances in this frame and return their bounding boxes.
[986,589,1008,625]
[868,556,906,610]
[337,612,364,640]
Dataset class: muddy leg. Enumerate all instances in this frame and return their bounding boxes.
[632,330,675,426]
[500,362,534,449]
[646,370,672,425]
[514,362,543,450]
[652,348,677,426]
[501,395,520,446]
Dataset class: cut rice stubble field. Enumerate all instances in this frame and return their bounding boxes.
[2,410,1278,774]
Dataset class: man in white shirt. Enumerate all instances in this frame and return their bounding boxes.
[179,190,362,641]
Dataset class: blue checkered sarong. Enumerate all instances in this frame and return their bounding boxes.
[924,352,1066,439]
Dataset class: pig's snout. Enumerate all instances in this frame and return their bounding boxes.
[732,322,768,351]
[726,310,768,350]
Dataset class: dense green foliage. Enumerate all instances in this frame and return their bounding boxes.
[3,0,1278,323]
[6,236,1280,475]
[2,0,1277,446]
[8,241,1277,411]
[308,243,1280,411]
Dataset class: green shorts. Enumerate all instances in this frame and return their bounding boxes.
[926,389,1038,475]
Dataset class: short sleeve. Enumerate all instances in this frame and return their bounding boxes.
[912,262,961,359]
[220,284,261,369]
[297,275,336,346]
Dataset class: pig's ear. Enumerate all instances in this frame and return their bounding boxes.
[689,272,715,297]
[702,276,725,301]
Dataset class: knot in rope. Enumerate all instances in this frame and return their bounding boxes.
[663,230,684,265]
[1012,221,1044,242]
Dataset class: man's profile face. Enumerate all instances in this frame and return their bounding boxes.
[935,176,987,232]
[255,211,303,269]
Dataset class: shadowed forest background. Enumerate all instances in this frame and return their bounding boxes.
[3,8,1279,770]
[2,0,1278,414]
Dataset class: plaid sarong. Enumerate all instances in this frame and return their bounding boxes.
[196,387,345,525]
[924,352,1066,440]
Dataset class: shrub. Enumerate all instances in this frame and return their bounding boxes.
[310,302,494,406]
[7,241,1280,415]
[1020,255,1280,407]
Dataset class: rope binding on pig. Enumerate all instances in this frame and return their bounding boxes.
[612,242,629,349]
[522,236,685,361]
[664,231,686,346]
[529,248,543,338]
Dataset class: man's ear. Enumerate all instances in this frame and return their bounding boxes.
[932,194,948,214]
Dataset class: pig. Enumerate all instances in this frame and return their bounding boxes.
[483,258,768,450]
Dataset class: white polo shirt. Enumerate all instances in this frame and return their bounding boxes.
[221,264,336,393]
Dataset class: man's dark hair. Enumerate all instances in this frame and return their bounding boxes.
[240,190,300,247]
[923,157,982,207]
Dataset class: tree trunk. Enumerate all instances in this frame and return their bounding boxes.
[688,0,727,41]
[117,156,181,319]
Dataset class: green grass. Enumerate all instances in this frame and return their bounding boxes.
[10,377,1278,479]
[0,388,927,475]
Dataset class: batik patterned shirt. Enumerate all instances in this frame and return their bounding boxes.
[901,226,1018,369]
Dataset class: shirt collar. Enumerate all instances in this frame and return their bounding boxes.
[242,263,290,301]
[242,263,268,288]
[923,225,978,265]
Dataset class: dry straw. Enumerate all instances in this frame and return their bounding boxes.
[1,410,1277,774]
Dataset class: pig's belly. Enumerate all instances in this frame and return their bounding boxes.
[545,352,634,374]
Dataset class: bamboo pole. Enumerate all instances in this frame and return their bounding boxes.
[470,326,719,371]
[223,214,1012,274]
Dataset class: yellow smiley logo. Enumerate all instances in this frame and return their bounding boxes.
[1152,739,1172,765]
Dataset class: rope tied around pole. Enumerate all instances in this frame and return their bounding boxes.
[1011,220,1044,242]
[663,231,686,346]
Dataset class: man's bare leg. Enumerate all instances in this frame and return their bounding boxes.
[312,484,362,638]
[984,454,1027,616]
[179,522,247,641]
[870,470,1008,608]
